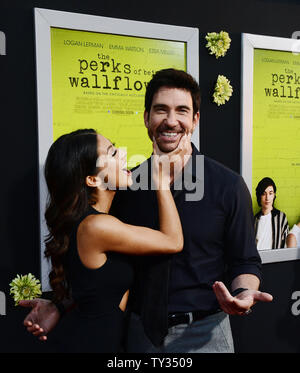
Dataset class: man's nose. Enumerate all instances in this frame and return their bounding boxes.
[164,111,178,126]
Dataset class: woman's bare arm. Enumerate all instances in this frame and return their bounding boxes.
[79,135,190,256]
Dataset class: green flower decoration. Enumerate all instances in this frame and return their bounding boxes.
[9,273,42,305]
[205,31,231,58]
[213,75,233,106]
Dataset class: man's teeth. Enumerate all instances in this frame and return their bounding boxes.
[161,132,179,137]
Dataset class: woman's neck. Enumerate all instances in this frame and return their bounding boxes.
[92,190,116,214]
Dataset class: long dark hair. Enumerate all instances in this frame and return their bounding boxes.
[44,129,99,301]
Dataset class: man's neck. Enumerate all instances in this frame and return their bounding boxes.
[262,206,273,215]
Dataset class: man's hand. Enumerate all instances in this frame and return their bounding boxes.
[18,298,60,341]
[212,281,273,316]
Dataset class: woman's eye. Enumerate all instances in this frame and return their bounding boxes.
[112,149,117,157]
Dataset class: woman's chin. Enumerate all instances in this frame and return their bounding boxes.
[124,176,133,188]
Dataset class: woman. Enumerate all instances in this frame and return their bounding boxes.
[42,128,186,353]
[254,177,289,250]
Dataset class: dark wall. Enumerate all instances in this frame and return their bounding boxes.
[1,0,300,353]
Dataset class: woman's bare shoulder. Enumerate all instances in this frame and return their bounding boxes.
[78,213,121,235]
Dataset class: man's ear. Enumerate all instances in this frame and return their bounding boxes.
[144,110,149,129]
[86,175,101,188]
[192,111,200,132]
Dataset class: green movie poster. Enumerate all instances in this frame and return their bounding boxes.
[253,49,300,226]
[50,28,186,168]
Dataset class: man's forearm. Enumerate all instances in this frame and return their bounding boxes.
[231,274,260,292]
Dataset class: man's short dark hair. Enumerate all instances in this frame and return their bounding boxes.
[145,68,201,115]
[255,177,277,207]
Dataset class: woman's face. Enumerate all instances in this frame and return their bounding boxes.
[96,134,132,189]
[260,185,275,210]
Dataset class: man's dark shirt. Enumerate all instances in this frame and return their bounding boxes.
[110,144,262,346]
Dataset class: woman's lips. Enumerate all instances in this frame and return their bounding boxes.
[122,168,131,175]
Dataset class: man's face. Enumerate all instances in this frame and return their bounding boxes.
[261,185,275,210]
[144,87,199,153]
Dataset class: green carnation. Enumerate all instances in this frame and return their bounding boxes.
[9,273,42,305]
[205,31,231,58]
[213,75,233,106]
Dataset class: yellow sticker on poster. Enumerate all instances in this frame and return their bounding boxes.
[50,27,186,167]
[253,49,300,226]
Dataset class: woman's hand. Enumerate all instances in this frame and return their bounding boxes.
[152,133,191,189]
[19,298,61,341]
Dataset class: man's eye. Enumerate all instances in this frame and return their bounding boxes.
[155,107,166,113]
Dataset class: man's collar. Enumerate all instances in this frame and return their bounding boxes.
[171,142,204,199]
[256,207,280,218]
[189,142,203,178]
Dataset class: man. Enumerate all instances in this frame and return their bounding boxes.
[20,69,272,353]
[254,177,289,250]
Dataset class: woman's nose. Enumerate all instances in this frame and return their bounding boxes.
[119,147,127,161]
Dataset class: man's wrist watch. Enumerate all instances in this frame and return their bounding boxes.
[231,287,248,297]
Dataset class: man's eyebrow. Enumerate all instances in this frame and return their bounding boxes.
[152,104,191,110]
[152,104,168,109]
[177,105,191,110]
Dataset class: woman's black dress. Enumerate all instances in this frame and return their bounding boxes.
[50,206,134,353]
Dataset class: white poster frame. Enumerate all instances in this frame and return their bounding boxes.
[241,33,300,264]
[34,7,199,290]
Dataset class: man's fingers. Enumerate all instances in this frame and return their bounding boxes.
[254,291,273,303]
[213,281,273,316]
[213,281,233,303]
[213,282,251,314]
[232,297,252,312]
[212,282,225,304]
[212,282,234,313]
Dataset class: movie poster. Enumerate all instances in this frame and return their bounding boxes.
[50,28,186,167]
[252,48,300,226]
